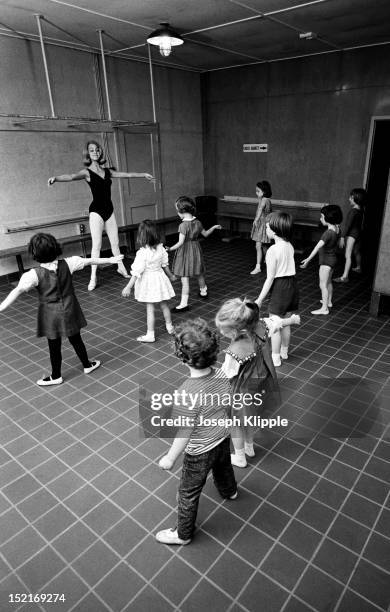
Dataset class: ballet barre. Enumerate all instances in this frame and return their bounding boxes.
[0,216,177,277]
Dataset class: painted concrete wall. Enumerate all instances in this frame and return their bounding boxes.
[203,46,390,220]
[0,37,204,274]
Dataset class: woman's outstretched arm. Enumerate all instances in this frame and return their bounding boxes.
[48,169,88,185]
[110,171,155,182]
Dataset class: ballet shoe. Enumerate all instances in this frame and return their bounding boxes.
[137,334,155,343]
[171,305,189,313]
[88,278,97,291]
[117,269,130,279]
[311,308,329,315]
[250,266,261,275]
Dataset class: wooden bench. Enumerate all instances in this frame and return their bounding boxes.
[218,196,325,251]
[0,216,177,277]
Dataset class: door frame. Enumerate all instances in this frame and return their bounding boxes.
[115,123,163,224]
[363,115,390,186]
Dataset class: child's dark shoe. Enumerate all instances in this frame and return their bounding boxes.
[171,305,189,313]
[37,375,63,386]
[155,528,191,545]
[84,360,101,374]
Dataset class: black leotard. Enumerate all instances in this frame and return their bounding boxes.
[87,168,114,222]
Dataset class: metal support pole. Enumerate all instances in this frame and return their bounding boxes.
[147,44,157,124]
[34,14,56,117]
[147,43,159,217]
[97,29,112,120]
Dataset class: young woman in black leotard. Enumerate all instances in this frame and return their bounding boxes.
[48,141,155,291]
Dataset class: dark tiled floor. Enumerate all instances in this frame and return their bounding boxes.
[0,238,389,612]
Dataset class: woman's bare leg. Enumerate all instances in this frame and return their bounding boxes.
[89,212,104,290]
[105,213,129,277]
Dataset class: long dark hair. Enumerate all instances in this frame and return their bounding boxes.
[256,180,272,198]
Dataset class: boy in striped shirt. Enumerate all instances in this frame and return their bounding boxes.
[156,318,237,545]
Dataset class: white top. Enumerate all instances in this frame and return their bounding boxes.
[17,257,86,292]
[130,244,168,277]
[266,240,295,277]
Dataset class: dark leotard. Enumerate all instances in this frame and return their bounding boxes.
[87,168,114,222]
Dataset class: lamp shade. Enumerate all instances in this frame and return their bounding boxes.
[147,23,184,57]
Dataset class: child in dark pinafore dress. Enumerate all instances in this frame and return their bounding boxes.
[0,233,123,386]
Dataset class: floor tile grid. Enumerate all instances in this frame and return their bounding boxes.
[278,422,390,611]
[0,411,377,612]
[0,334,386,596]
[279,306,387,386]
[275,309,390,443]
[0,241,390,608]
[0,435,181,612]
[332,488,390,612]
[147,410,379,612]
[193,430,387,612]
[0,380,278,612]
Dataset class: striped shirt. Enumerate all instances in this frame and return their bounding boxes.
[171,368,232,455]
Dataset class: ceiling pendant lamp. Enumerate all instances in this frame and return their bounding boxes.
[147,22,184,57]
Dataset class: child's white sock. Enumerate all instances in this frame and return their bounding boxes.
[137,332,155,343]
[272,353,282,367]
[244,442,255,457]
[166,323,175,335]
[178,294,189,308]
[280,346,288,360]
[231,448,247,468]
[199,285,208,297]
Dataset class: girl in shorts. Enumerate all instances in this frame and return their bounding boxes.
[300,205,342,315]
[255,212,299,367]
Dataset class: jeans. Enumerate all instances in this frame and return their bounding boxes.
[177,437,237,540]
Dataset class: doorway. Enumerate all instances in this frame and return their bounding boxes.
[363,118,390,276]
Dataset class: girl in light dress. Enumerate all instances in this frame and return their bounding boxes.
[167,196,221,312]
[250,180,273,275]
[216,298,300,467]
[122,220,176,342]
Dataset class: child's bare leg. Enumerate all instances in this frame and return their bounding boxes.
[160,301,174,334]
[198,274,208,297]
[270,327,282,366]
[251,242,262,274]
[231,425,247,467]
[312,266,330,315]
[327,269,334,307]
[243,424,255,457]
[338,236,355,280]
[280,324,291,358]
[137,303,155,342]
[176,277,190,309]
[279,312,300,359]
[353,242,362,271]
